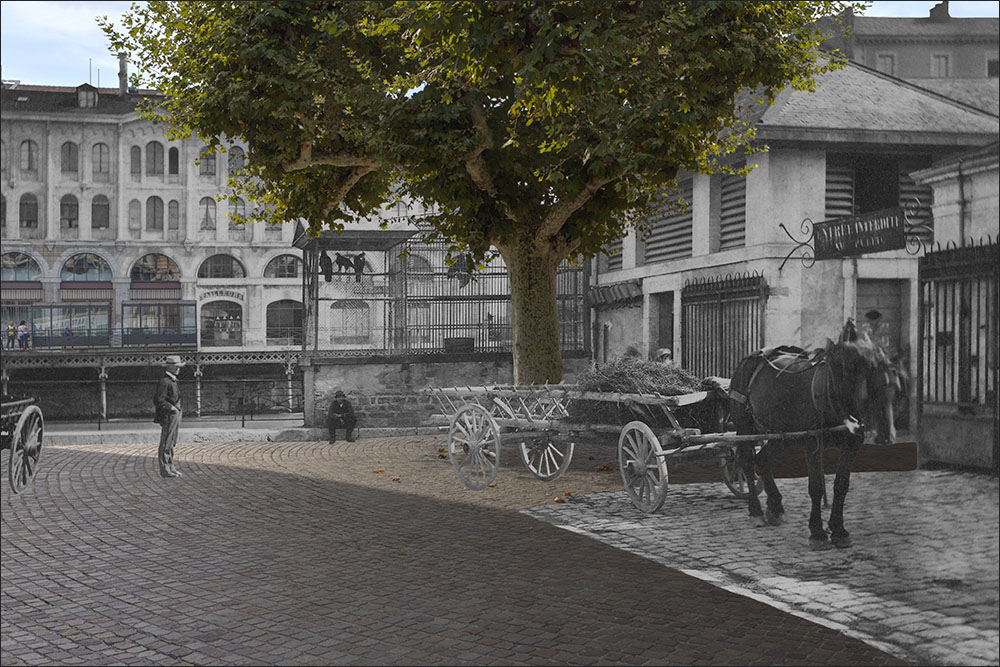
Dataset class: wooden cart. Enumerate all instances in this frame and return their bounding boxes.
[1,396,44,494]
[430,383,764,512]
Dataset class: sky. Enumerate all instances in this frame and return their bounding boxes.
[1,1,998,87]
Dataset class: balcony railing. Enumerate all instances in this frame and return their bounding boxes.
[122,326,197,347]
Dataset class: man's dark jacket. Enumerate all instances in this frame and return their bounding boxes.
[327,398,356,427]
[153,373,181,425]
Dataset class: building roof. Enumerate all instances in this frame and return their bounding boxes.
[904,79,1000,115]
[848,15,999,38]
[0,83,161,116]
[754,59,1000,144]
[292,227,418,252]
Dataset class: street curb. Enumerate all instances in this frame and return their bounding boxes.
[46,425,445,446]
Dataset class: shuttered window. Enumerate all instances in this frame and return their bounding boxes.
[898,158,934,247]
[644,178,693,263]
[825,156,855,220]
[719,172,746,250]
[604,238,623,272]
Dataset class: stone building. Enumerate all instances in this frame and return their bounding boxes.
[591,59,999,432]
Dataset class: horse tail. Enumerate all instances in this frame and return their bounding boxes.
[728,354,761,434]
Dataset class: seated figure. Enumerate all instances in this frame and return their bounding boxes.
[327,390,358,443]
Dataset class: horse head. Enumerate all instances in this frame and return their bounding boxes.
[824,339,899,444]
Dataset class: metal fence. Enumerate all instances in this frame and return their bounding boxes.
[681,273,768,378]
[918,240,998,408]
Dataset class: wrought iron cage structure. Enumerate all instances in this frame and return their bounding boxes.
[295,225,587,356]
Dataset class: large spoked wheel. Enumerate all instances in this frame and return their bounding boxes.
[519,437,575,482]
[448,403,501,490]
[9,405,44,494]
[720,445,764,499]
[618,421,669,514]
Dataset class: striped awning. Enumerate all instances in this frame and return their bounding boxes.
[60,281,114,301]
[130,281,182,300]
[0,280,43,302]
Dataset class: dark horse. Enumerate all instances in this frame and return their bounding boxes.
[729,319,901,549]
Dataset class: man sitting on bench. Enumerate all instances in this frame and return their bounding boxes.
[327,390,358,443]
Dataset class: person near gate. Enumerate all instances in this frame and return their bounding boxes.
[16,320,29,350]
[327,389,357,443]
[5,321,15,350]
[153,355,185,478]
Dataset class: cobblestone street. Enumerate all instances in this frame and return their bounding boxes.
[0,436,909,665]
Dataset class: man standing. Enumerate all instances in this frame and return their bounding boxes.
[153,355,185,478]
[5,321,15,350]
[327,390,357,443]
[16,321,29,350]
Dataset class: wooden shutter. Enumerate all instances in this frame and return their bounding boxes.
[719,172,746,250]
[604,238,623,271]
[825,155,854,220]
[645,179,693,263]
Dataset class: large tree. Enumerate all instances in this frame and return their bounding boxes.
[104,1,860,383]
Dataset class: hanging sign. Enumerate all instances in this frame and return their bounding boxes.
[813,207,906,260]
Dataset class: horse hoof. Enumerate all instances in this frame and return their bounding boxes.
[765,509,784,526]
[750,515,767,528]
[809,536,832,550]
[831,534,853,549]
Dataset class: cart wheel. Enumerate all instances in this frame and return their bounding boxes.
[519,437,574,482]
[720,446,764,499]
[9,405,43,494]
[448,403,501,490]
[618,421,669,513]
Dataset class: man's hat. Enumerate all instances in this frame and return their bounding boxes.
[163,355,185,367]
[334,390,346,398]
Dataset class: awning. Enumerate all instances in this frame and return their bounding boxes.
[1,280,43,302]
[292,226,419,252]
[586,279,643,307]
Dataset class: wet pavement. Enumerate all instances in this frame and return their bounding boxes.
[0,435,994,665]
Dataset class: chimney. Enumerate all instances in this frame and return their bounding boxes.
[118,53,128,96]
[929,1,950,20]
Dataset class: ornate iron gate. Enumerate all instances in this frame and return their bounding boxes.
[681,273,768,378]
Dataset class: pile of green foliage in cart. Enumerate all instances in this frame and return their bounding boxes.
[566,357,722,430]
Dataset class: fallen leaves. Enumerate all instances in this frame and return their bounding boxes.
[553,496,567,503]
[488,483,496,488]
[594,462,614,472]
[438,453,447,459]
[373,469,385,474]
[437,447,446,453]
[391,477,401,483]
[563,491,573,497]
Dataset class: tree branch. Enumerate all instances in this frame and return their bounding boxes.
[283,140,378,172]
[534,174,617,250]
[319,165,376,219]
[463,100,520,224]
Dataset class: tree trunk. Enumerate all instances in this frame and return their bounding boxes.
[501,240,563,385]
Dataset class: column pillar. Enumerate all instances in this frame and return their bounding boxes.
[193,364,203,417]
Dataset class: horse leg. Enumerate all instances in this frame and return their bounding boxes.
[758,442,784,525]
[803,440,831,549]
[737,442,766,527]
[829,435,862,548]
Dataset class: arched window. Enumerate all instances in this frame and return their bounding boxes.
[229,197,246,221]
[1,252,42,281]
[19,193,38,228]
[61,253,112,281]
[20,140,38,172]
[92,143,110,181]
[168,147,179,175]
[146,141,164,175]
[198,254,246,279]
[266,300,303,345]
[91,195,110,229]
[201,301,243,347]
[130,146,141,177]
[199,197,216,230]
[61,141,79,173]
[146,196,164,230]
[264,254,302,278]
[198,147,216,175]
[128,199,142,230]
[228,146,245,174]
[131,254,181,281]
[60,195,79,229]
[168,200,180,230]
[330,299,370,344]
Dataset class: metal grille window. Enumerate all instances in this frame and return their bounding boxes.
[682,273,768,378]
[92,143,110,181]
[60,141,79,174]
[330,299,371,345]
[645,178,693,263]
[719,172,746,251]
[266,300,303,345]
[201,301,243,347]
[60,195,79,229]
[198,254,246,279]
[919,243,998,406]
[29,304,111,347]
[146,141,164,175]
[264,255,302,279]
[122,302,196,346]
[19,194,38,228]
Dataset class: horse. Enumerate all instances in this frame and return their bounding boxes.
[728,319,901,549]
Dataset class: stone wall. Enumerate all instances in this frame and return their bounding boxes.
[304,353,592,428]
